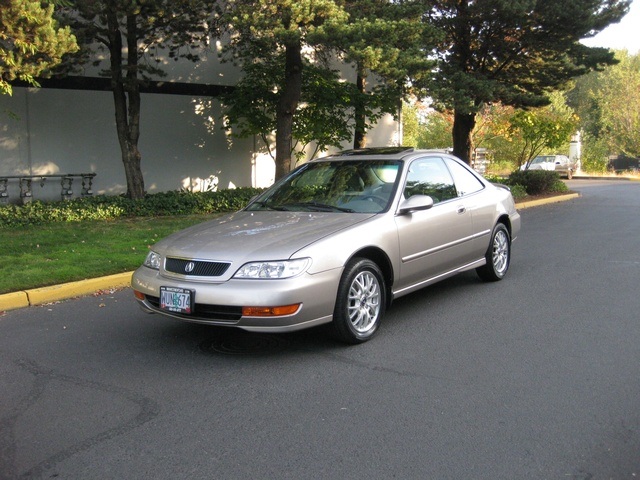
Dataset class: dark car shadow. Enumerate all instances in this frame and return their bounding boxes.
[148,270,483,358]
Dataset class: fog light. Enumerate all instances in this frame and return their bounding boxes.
[242,304,301,317]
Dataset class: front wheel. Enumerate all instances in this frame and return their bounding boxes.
[332,258,386,344]
[476,223,511,282]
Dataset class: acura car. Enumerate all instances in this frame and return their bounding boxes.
[132,148,521,343]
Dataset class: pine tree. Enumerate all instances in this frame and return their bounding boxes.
[424,0,630,163]
[222,0,348,179]
[1,0,78,95]
[324,0,438,148]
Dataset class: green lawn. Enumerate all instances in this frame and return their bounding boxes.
[0,215,213,294]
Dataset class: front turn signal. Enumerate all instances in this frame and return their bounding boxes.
[242,304,301,317]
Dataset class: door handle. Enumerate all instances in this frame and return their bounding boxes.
[457,206,466,214]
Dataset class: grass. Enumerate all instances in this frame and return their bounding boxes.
[0,214,213,294]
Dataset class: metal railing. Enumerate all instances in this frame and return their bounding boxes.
[0,173,96,204]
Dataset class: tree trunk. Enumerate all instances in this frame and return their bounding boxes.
[353,71,367,149]
[275,40,303,180]
[452,109,476,164]
[106,8,145,199]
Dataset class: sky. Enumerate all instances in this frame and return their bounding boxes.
[580,0,640,53]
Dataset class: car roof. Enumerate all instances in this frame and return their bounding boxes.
[320,147,451,161]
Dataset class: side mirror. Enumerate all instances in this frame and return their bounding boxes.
[398,195,434,215]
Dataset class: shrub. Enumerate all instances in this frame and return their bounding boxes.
[0,188,263,228]
[488,170,569,198]
[506,170,566,195]
[507,184,528,200]
[484,175,527,200]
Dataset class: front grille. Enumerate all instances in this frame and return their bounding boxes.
[145,295,242,321]
[165,257,230,277]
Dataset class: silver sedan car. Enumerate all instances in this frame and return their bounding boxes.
[132,148,521,343]
[521,154,577,178]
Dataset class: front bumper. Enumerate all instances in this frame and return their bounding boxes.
[131,266,342,332]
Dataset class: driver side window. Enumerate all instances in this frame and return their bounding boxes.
[404,157,457,204]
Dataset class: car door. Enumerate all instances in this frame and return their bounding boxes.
[394,156,475,292]
[444,156,495,257]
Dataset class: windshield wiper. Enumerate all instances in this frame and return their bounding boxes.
[248,201,287,211]
[283,202,355,213]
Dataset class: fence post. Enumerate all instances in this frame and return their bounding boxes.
[19,178,33,204]
[61,176,74,201]
[0,178,8,204]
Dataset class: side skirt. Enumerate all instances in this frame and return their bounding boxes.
[391,258,486,300]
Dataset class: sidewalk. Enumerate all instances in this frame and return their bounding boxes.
[0,192,582,313]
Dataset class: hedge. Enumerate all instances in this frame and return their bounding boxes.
[487,170,569,198]
[0,188,263,228]
[0,171,569,229]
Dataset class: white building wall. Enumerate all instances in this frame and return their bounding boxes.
[0,48,399,202]
[1,87,259,200]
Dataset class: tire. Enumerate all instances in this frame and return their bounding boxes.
[332,258,386,344]
[476,223,511,282]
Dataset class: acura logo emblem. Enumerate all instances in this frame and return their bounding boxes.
[185,261,195,273]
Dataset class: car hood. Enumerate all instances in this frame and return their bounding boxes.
[154,211,376,261]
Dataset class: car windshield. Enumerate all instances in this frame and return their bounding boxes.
[246,160,401,214]
[531,156,553,164]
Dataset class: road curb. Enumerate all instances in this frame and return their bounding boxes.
[0,272,133,313]
[0,291,30,311]
[572,175,640,181]
[515,192,580,209]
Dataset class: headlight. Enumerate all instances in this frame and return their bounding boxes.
[233,258,311,279]
[143,250,162,270]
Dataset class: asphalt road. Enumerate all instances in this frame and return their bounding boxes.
[1,179,639,480]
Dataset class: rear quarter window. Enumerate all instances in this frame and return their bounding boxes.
[444,158,485,197]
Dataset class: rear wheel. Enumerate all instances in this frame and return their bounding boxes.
[476,223,511,282]
[333,258,385,344]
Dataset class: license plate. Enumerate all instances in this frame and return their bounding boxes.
[160,287,193,314]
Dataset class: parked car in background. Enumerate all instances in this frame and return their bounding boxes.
[132,148,521,344]
[521,155,577,178]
